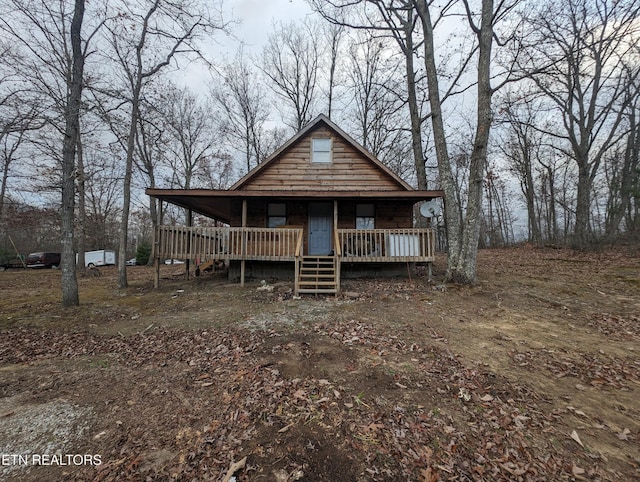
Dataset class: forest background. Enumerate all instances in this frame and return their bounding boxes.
[0,0,638,294]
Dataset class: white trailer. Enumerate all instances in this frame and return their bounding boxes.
[79,250,116,267]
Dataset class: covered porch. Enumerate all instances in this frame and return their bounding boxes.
[146,189,443,294]
[153,225,436,294]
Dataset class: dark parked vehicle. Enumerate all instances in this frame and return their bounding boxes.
[25,252,61,269]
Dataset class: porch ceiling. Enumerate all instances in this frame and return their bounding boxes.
[146,188,444,223]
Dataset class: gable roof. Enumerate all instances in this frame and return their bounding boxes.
[230,114,414,191]
[147,115,444,223]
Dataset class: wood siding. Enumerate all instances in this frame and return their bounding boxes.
[238,126,403,191]
[338,201,412,229]
[229,200,414,255]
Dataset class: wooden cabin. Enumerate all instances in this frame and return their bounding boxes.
[146,114,443,294]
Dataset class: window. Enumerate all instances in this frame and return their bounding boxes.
[356,203,375,229]
[267,203,287,228]
[312,138,332,163]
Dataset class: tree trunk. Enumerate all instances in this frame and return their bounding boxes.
[76,136,86,274]
[573,165,592,249]
[117,86,141,288]
[415,0,495,284]
[452,0,493,282]
[61,0,84,307]
[403,9,427,191]
[605,120,639,240]
[414,0,461,273]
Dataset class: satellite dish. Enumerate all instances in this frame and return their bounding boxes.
[420,200,441,218]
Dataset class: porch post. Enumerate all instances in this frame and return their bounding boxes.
[240,199,247,287]
[333,200,340,293]
[153,200,163,289]
[185,209,192,281]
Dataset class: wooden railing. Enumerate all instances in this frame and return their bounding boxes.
[337,228,435,262]
[154,226,435,263]
[155,226,303,262]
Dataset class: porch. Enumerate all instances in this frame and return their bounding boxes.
[152,225,436,294]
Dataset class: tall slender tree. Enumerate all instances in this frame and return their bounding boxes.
[103,0,227,288]
[414,0,521,283]
[60,0,85,306]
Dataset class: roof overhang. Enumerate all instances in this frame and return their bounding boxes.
[146,188,444,224]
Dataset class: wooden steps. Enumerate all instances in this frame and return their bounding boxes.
[296,256,339,295]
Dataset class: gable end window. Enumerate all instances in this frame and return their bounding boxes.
[312,138,332,163]
[267,203,287,228]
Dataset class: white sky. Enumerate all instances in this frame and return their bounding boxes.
[176,0,313,93]
[223,0,313,53]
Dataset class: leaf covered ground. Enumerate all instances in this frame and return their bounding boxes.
[0,247,638,481]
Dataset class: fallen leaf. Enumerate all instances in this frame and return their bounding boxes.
[421,466,438,482]
[222,456,247,482]
[278,423,295,433]
[617,428,631,441]
[570,430,584,448]
[480,394,494,402]
[572,465,585,476]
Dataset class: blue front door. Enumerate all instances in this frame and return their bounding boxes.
[308,202,333,255]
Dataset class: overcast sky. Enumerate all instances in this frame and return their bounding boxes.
[176,0,314,92]
[223,0,313,53]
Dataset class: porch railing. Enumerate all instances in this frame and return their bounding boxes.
[154,226,435,263]
[337,228,435,262]
[155,226,303,262]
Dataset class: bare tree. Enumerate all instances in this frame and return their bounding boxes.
[135,90,168,230]
[311,0,520,281]
[158,84,216,190]
[414,0,522,283]
[312,0,431,190]
[481,166,515,247]
[56,0,85,305]
[517,0,640,248]
[212,48,271,173]
[604,86,640,240]
[0,102,43,227]
[83,152,123,250]
[347,33,398,154]
[344,31,415,181]
[496,91,546,245]
[261,18,321,130]
[102,0,227,288]
[1,0,107,304]
[323,20,345,119]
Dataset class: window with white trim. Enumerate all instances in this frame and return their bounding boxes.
[312,138,332,163]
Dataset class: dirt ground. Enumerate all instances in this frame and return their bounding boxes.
[0,247,638,481]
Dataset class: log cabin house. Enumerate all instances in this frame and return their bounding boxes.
[146,114,443,294]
